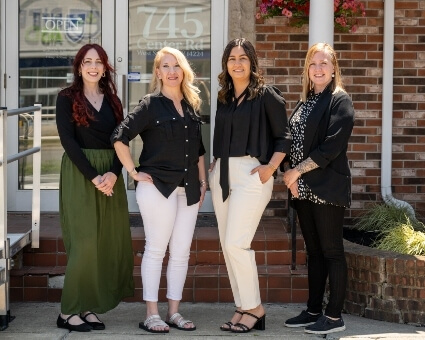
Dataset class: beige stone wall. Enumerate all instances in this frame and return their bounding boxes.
[227,0,256,44]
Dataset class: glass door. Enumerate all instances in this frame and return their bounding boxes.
[5,0,226,212]
[5,0,105,211]
[116,0,226,212]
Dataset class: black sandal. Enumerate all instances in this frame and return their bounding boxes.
[57,314,92,332]
[80,312,105,330]
[220,310,243,331]
[231,312,266,333]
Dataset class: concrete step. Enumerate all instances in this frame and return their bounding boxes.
[8,213,308,304]
[10,263,309,304]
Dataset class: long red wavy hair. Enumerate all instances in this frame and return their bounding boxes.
[61,44,123,126]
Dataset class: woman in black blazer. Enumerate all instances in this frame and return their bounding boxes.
[282,43,355,335]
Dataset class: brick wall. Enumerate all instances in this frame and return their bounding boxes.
[255,0,425,224]
[343,240,425,324]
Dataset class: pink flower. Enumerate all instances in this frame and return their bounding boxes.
[281,8,293,18]
[257,0,365,33]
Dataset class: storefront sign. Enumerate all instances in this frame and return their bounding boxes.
[20,0,101,54]
[133,2,211,55]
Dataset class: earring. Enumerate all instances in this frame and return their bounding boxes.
[102,72,106,77]
[79,71,82,76]
[332,73,335,78]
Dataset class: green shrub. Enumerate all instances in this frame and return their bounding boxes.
[375,224,425,255]
[353,203,425,256]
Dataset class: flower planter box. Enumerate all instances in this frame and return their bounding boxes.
[342,240,425,325]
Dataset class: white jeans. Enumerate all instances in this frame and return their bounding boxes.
[136,182,198,301]
[209,156,274,310]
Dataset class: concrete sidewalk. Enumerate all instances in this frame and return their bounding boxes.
[2,302,424,339]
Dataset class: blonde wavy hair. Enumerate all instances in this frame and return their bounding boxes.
[300,43,345,102]
[150,46,202,112]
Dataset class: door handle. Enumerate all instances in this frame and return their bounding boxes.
[119,74,126,111]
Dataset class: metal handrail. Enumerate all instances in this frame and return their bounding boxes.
[0,104,41,250]
[5,147,41,165]
[288,192,297,270]
[5,106,40,117]
[0,104,42,329]
[282,161,298,270]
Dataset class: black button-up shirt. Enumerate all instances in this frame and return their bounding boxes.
[213,85,291,165]
[111,92,205,206]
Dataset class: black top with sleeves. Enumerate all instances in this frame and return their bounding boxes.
[288,87,355,207]
[56,91,123,181]
[111,92,205,206]
[290,92,330,205]
[213,85,291,163]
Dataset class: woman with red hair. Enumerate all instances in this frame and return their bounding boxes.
[56,44,134,332]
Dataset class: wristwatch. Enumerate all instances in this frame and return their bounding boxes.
[129,168,138,177]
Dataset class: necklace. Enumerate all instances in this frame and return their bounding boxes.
[174,103,184,116]
[85,92,102,105]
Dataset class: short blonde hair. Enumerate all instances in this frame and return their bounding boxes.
[301,43,345,102]
[150,46,201,112]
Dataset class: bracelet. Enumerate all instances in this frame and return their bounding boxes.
[268,162,277,171]
[129,168,138,177]
[200,179,207,187]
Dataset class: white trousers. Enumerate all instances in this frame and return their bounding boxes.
[209,156,274,309]
[136,182,198,301]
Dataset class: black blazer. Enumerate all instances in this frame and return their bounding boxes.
[287,87,355,207]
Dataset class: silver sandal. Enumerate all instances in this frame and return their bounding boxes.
[139,314,169,333]
[166,312,196,331]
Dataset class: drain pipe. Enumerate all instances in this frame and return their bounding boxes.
[381,0,416,219]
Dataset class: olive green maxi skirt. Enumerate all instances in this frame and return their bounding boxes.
[59,149,134,314]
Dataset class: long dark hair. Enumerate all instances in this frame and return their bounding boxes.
[217,38,264,104]
[61,44,123,126]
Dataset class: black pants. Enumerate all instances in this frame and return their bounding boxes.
[293,199,347,318]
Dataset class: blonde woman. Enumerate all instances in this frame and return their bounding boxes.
[112,47,207,333]
[283,43,355,335]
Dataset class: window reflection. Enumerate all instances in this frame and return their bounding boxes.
[127,1,212,189]
[16,0,212,192]
[18,0,102,189]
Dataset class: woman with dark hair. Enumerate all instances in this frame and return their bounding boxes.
[55,43,134,332]
[282,43,355,335]
[209,38,291,333]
